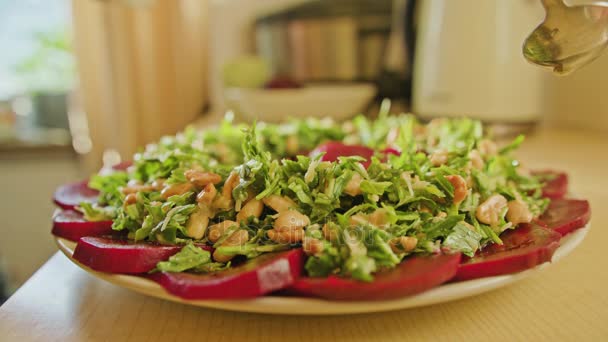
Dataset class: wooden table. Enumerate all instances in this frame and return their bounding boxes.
[1,127,607,341]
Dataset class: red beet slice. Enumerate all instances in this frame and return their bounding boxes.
[381,147,401,157]
[311,141,374,161]
[111,161,132,171]
[148,249,304,299]
[53,162,130,210]
[52,210,113,242]
[535,170,568,199]
[453,223,561,281]
[288,253,461,301]
[539,199,591,236]
[73,236,210,274]
[310,142,402,169]
[53,181,99,210]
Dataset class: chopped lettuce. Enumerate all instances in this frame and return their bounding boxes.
[88,171,128,207]
[443,222,483,257]
[154,243,213,273]
[78,202,115,221]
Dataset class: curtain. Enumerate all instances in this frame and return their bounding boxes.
[71,0,209,171]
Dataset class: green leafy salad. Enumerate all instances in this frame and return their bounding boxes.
[80,112,548,282]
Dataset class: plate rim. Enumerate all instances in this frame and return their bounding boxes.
[54,224,589,315]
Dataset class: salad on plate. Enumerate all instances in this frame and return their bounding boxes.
[52,110,591,301]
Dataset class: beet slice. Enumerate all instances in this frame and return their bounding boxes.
[539,199,591,236]
[53,162,130,210]
[535,170,568,199]
[454,223,561,281]
[381,147,401,157]
[53,181,99,210]
[110,161,132,171]
[52,210,113,242]
[309,141,402,168]
[311,141,375,165]
[73,236,209,274]
[288,253,461,301]
[148,249,304,299]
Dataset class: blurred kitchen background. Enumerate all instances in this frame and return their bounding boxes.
[0,0,606,302]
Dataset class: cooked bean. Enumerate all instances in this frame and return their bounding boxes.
[267,228,305,244]
[389,236,418,253]
[322,223,339,242]
[303,237,324,256]
[196,183,217,206]
[185,209,210,240]
[430,149,449,167]
[160,182,194,199]
[506,199,533,225]
[478,139,498,156]
[207,220,238,243]
[344,173,363,196]
[124,193,137,206]
[213,229,249,262]
[151,178,165,190]
[286,135,299,155]
[273,210,310,232]
[468,149,485,170]
[184,169,222,187]
[367,208,390,228]
[445,174,468,205]
[262,195,296,213]
[121,183,155,195]
[222,172,240,199]
[236,198,264,222]
[476,194,508,226]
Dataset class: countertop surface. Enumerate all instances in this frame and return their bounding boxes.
[1,126,607,341]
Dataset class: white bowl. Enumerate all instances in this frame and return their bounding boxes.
[224,83,377,123]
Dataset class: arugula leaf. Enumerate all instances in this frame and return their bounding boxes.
[426,214,466,240]
[154,243,212,273]
[78,202,115,221]
[88,172,128,206]
[342,229,377,282]
[152,204,197,243]
[443,222,483,257]
[360,180,392,196]
[215,243,289,259]
[499,134,525,155]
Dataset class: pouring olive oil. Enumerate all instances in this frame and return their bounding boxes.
[524,0,608,75]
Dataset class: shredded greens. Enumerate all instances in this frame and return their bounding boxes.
[81,113,548,282]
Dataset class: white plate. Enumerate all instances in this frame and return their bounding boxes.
[55,225,588,315]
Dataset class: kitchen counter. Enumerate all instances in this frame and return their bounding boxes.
[1,127,607,341]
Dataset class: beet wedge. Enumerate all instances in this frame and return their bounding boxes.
[539,199,591,236]
[73,236,209,274]
[53,162,130,210]
[110,161,132,171]
[311,141,375,166]
[536,170,568,199]
[148,249,304,299]
[53,181,99,210]
[52,210,113,242]
[454,223,561,281]
[310,141,400,168]
[288,253,461,301]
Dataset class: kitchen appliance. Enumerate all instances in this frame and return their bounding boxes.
[253,0,404,99]
[411,0,547,126]
[254,0,393,83]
